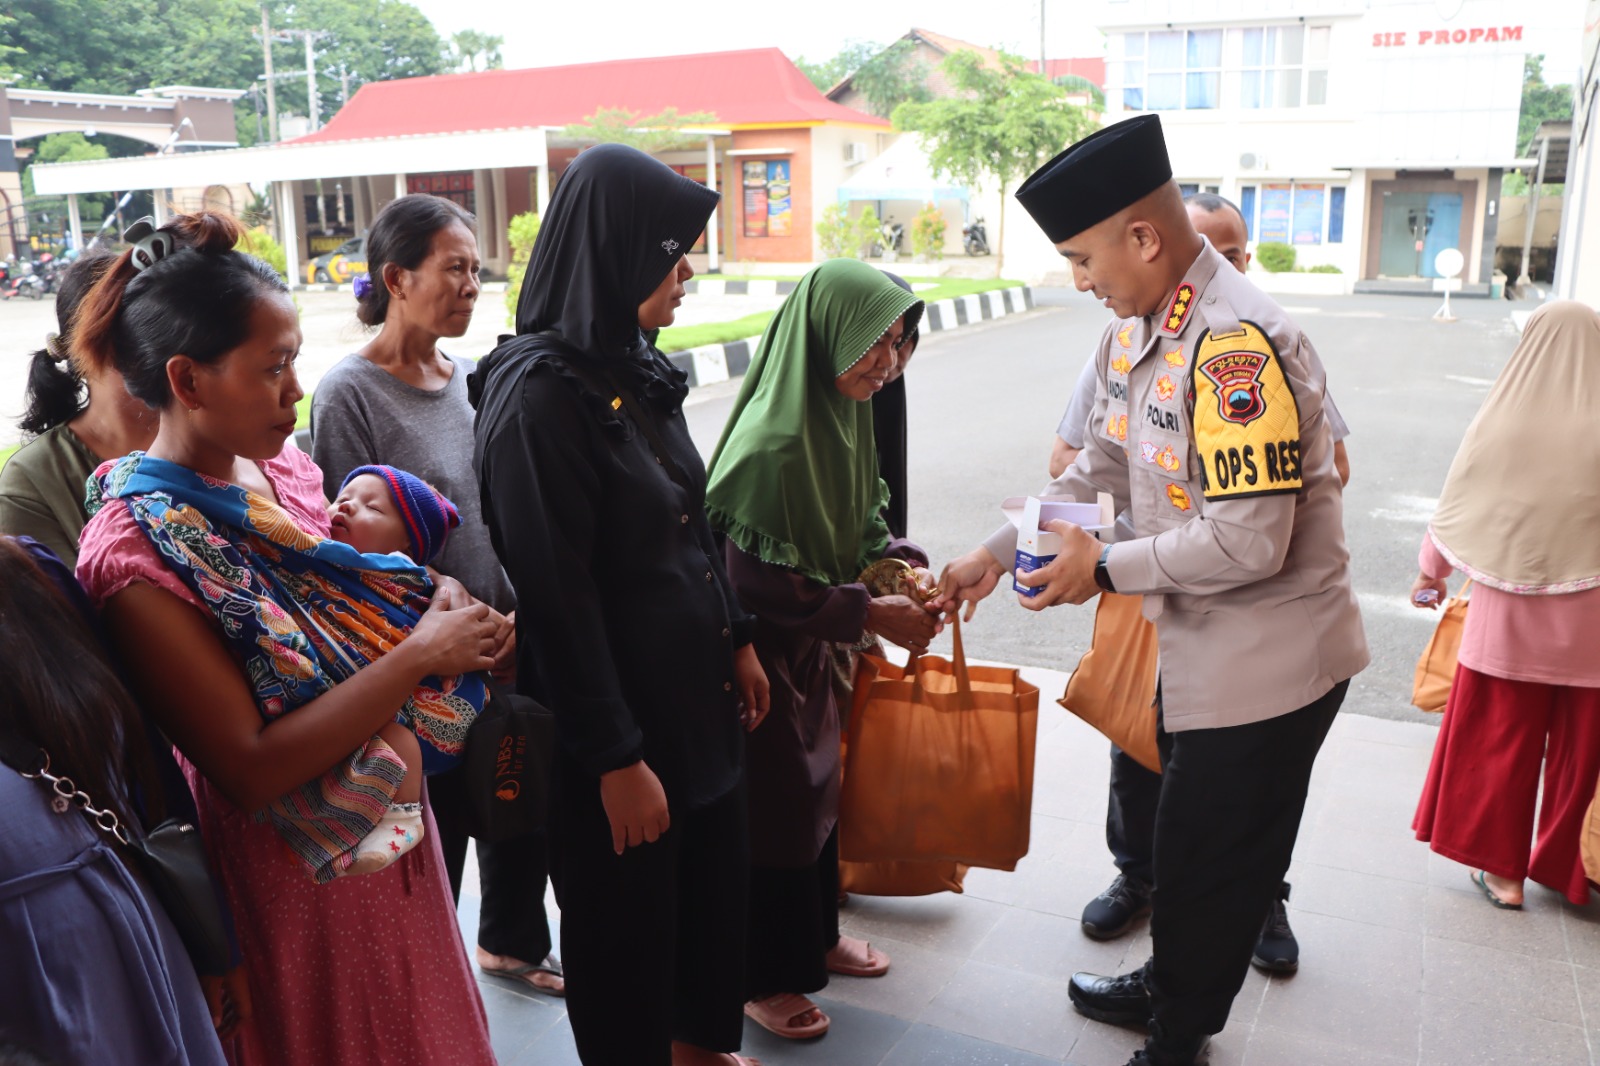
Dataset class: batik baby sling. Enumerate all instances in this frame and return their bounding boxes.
[88,452,487,882]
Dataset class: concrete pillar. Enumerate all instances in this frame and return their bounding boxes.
[535,164,550,216]
[67,194,83,251]
[394,173,407,200]
[152,192,169,227]
[352,173,370,234]
[280,180,301,285]
[1519,138,1550,286]
[705,135,720,273]
[492,167,509,269]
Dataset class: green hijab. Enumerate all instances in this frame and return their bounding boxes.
[706,258,923,587]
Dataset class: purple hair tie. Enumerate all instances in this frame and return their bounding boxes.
[352,272,373,299]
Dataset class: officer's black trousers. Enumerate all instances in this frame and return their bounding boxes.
[429,760,556,966]
[1146,681,1347,1037]
[548,755,750,1065]
[1106,743,1161,885]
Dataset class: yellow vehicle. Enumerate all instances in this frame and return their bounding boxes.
[304,236,367,284]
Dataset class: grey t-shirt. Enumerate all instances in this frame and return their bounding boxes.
[310,353,516,614]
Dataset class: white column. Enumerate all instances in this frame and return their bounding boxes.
[66,194,83,251]
[705,135,720,272]
[280,180,301,285]
[1518,138,1550,287]
[535,164,551,215]
[151,192,169,227]
[492,168,509,268]
[352,174,370,234]
[394,173,407,200]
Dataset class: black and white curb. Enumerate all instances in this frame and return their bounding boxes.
[667,285,1034,388]
[295,280,512,293]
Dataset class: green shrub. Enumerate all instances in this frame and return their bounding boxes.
[503,211,542,324]
[236,226,287,279]
[853,205,881,259]
[910,202,947,262]
[1307,263,1342,274]
[1256,241,1295,273]
[816,203,854,259]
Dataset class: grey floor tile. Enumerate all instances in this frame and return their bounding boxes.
[819,934,958,1021]
[1568,963,1600,1025]
[1425,880,1569,960]
[971,906,1132,983]
[1422,936,1579,1023]
[1286,862,1428,933]
[1562,901,1600,965]
[1418,992,1592,1065]
[919,958,1079,1059]
[842,893,1009,959]
[1290,821,1432,884]
[742,997,909,1065]
[1243,1023,1415,1066]
[1006,857,1128,923]
[1067,1022,1248,1066]
[508,1014,582,1066]
[880,1023,1066,1066]
[479,979,567,1063]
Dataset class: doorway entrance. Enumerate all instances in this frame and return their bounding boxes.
[1378,191,1463,278]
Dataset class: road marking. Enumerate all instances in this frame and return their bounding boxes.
[1370,494,1438,524]
[1444,374,1495,388]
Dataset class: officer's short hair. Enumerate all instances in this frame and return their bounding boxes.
[1184,192,1247,231]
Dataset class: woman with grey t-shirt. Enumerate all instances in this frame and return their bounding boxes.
[311,193,564,998]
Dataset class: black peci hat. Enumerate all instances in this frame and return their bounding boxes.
[1016,115,1173,244]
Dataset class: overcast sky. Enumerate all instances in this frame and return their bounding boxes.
[405,0,1107,70]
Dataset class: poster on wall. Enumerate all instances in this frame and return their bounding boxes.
[766,160,792,237]
[743,161,768,238]
[1291,184,1325,245]
[1258,184,1292,244]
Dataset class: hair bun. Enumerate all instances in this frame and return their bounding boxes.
[165,210,245,256]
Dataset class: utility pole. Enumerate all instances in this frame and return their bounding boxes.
[1040,0,1048,78]
[256,25,331,133]
[260,6,278,142]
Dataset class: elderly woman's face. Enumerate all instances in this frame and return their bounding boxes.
[834,313,908,402]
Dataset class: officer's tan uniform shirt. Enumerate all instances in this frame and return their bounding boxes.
[986,241,1369,731]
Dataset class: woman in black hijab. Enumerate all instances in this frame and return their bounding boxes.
[471,144,770,1066]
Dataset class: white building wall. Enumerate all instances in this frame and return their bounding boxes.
[1554,0,1600,306]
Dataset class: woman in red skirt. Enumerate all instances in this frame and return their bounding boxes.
[1411,301,1600,908]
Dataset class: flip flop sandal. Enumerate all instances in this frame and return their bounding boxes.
[1472,869,1524,910]
[479,952,567,997]
[744,993,830,1039]
[826,939,891,978]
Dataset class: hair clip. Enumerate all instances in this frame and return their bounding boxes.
[352,272,373,299]
[122,217,174,273]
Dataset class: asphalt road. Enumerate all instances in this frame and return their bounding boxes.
[684,285,1528,724]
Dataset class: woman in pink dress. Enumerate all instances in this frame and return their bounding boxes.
[1411,300,1600,910]
[73,210,501,1065]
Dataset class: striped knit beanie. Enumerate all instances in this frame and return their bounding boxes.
[340,465,460,565]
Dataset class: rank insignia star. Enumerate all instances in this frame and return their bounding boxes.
[1156,374,1177,402]
[1117,323,1134,348]
[1167,484,1193,511]
[1111,353,1132,375]
[1164,348,1186,368]
[1162,284,1196,334]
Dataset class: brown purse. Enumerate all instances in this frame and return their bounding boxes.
[1059,591,1161,773]
[1412,580,1472,713]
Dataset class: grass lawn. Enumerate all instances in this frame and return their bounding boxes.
[657,276,1025,354]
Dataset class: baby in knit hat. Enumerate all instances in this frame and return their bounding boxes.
[327,465,465,871]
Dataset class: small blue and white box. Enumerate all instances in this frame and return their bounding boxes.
[1002,495,1113,597]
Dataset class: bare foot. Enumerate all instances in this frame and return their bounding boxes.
[670,1041,762,1066]
[1482,871,1525,907]
[476,948,565,996]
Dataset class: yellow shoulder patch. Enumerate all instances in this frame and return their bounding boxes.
[1192,321,1302,500]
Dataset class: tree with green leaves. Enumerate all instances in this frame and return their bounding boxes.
[451,29,504,73]
[1502,55,1574,196]
[893,49,1093,274]
[850,39,933,119]
[794,41,880,93]
[564,107,720,154]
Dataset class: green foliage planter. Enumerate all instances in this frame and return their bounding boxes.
[503,211,542,325]
[1256,242,1296,273]
[1306,264,1343,274]
[238,227,287,279]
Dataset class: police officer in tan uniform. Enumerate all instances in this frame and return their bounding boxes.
[939,115,1369,1066]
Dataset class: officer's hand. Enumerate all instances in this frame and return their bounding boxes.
[936,549,1006,622]
[1410,573,1449,609]
[1015,521,1102,609]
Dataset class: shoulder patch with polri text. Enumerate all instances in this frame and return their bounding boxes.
[1193,321,1302,501]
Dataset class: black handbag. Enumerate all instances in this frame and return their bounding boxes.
[0,731,233,976]
[463,689,556,842]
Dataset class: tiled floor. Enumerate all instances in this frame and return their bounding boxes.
[460,665,1600,1065]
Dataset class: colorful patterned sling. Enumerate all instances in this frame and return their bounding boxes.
[88,452,487,882]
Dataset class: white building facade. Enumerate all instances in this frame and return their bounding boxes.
[1094,0,1575,291]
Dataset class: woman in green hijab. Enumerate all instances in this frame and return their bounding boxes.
[706,258,943,1041]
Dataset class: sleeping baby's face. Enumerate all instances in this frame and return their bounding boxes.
[328,474,411,557]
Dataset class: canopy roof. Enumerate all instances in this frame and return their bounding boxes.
[836,136,968,202]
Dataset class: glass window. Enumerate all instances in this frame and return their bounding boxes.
[1122,33,1145,58]
[1291,184,1325,245]
[1276,71,1301,108]
[1328,187,1346,244]
[1187,29,1222,67]
[1240,28,1263,67]
[1239,185,1257,239]
[1307,26,1331,65]
[1235,24,1328,109]
[1123,86,1146,110]
[1178,183,1200,197]
[1148,73,1183,110]
[1187,72,1220,109]
[1149,31,1185,69]
[1307,69,1329,106]
[1237,70,1263,109]
[1279,25,1304,65]
[1116,29,1229,112]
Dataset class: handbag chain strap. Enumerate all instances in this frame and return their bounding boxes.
[0,732,131,845]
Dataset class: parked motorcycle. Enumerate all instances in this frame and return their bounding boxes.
[963,216,991,256]
[2,258,46,300]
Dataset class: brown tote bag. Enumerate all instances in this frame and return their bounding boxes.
[1412,581,1472,713]
[839,617,1040,872]
[1060,591,1161,773]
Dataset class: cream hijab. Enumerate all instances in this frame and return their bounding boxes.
[1428,301,1600,594]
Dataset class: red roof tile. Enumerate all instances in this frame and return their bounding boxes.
[291,48,887,144]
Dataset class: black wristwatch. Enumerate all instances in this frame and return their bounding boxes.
[1093,544,1116,593]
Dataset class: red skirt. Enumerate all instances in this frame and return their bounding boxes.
[1414,664,1600,905]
